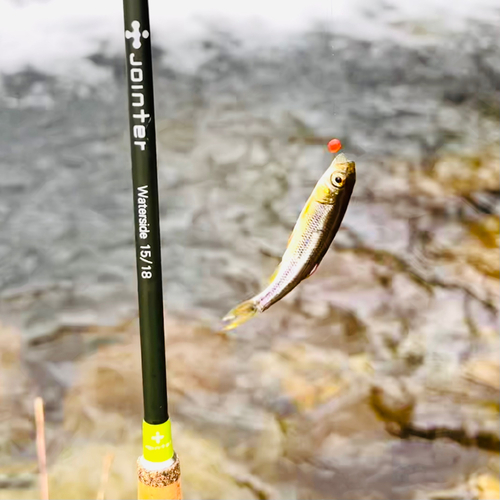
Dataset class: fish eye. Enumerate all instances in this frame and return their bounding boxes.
[331,174,345,187]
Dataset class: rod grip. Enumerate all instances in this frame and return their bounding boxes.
[138,454,182,500]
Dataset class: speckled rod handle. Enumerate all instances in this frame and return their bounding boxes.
[137,454,182,500]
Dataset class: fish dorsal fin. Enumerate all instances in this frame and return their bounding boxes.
[300,196,315,219]
[287,196,314,250]
[268,264,281,284]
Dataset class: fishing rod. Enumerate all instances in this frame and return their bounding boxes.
[122,1,181,498]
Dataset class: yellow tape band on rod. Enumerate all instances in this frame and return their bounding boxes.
[143,420,174,462]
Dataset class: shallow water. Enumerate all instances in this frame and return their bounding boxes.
[1,19,498,329]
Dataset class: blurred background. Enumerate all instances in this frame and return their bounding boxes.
[0,0,499,498]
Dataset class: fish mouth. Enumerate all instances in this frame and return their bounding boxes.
[333,153,348,164]
[332,153,356,176]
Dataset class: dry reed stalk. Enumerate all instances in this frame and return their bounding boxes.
[96,452,115,500]
[34,397,49,500]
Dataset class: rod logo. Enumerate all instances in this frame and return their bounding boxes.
[126,24,150,152]
[151,431,164,444]
[125,20,149,49]
[143,420,174,462]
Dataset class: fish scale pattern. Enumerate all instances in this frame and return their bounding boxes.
[257,201,336,312]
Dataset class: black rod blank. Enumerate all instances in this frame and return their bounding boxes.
[123,0,168,425]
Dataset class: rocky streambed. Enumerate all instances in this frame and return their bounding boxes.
[0,13,499,500]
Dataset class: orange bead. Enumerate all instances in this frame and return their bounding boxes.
[327,138,342,153]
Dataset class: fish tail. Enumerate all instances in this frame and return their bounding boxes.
[221,299,259,331]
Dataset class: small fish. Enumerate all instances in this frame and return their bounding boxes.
[222,151,356,331]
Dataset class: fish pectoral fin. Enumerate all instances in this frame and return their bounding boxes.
[304,263,319,279]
